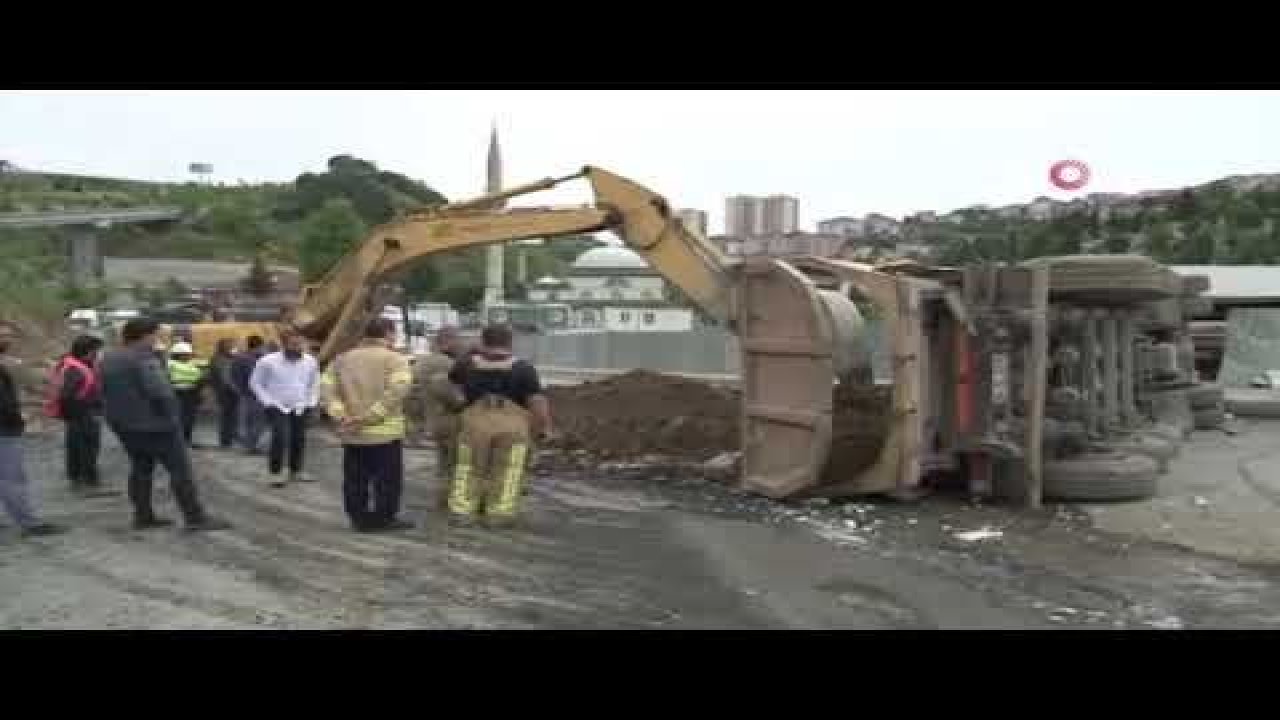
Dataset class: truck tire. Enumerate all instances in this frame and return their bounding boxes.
[1225,389,1280,419]
[1147,388,1192,437]
[1023,255,1179,304]
[1105,435,1177,474]
[1044,452,1159,502]
[1193,406,1226,430]
[1188,383,1224,410]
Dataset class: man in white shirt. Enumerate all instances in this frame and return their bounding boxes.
[249,331,319,488]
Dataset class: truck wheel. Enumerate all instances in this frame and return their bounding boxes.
[1225,389,1280,419]
[1023,255,1179,304]
[1193,406,1226,430]
[1147,388,1192,437]
[1044,452,1159,502]
[1188,383,1224,410]
[1105,435,1177,474]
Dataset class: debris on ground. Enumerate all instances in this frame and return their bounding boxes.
[954,528,1004,542]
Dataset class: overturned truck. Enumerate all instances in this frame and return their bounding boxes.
[738,254,1213,505]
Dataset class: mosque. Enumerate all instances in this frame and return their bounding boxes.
[483,127,695,333]
[525,238,695,332]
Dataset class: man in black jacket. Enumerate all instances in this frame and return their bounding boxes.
[0,321,67,538]
[99,317,230,533]
[58,334,116,498]
[209,338,239,450]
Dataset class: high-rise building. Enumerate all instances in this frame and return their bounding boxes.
[725,195,763,237]
[762,195,799,235]
[675,208,708,237]
[725,194,799,236]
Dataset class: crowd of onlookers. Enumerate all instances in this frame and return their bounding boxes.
[0,315,555,540]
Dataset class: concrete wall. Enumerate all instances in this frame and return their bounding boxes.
[514,327,741,375]
[512,321,893,381]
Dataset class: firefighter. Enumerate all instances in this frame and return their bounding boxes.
[321,317,414,533]
[167,342,205,446]
[447,323,554,528]
[411,325,467,507]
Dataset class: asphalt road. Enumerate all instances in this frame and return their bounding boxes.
[4,423,1280,629]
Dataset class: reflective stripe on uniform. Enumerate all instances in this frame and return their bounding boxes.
[449,444,477,516]
[490,443,529,517]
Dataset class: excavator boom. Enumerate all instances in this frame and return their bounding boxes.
[284,166,736,365]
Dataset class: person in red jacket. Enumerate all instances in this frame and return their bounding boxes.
[56,335,116,498]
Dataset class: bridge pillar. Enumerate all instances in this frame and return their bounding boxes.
[66,226,105,288]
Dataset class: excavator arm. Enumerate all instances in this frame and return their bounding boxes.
[287,166,737,365]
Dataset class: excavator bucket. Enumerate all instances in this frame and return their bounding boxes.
[738,258,837,498]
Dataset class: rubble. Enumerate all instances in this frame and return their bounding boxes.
[954,528,1004,542]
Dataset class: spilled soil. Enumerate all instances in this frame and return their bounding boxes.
[546,370,893,482]
[546,370,739,461]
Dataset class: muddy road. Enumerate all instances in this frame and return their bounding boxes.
[4,425,1280,629]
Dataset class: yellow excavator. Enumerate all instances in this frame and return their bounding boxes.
[180,166,1062,502]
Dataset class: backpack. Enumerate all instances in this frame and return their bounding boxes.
[43,356,97,419]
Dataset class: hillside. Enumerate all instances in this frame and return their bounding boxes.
[838,173,1280,266]
[0,155,595,314]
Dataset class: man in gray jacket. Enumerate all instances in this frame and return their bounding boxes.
[100,317,230,533]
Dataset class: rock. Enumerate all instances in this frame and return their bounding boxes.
[1193,496,1209,508]
[953,528,1003,542]
[704,452,741,473]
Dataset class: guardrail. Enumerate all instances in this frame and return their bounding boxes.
[0,206,183,228]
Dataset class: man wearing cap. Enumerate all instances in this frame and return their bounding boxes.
[167,341,205,446]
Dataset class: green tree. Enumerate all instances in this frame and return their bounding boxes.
[1145,224,1178,261]
[298,198,367,283]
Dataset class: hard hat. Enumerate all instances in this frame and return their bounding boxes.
[171,342,194,355]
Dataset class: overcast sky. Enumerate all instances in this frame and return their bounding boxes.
[4,89,1279,234]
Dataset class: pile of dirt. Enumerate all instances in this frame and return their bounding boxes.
[546,370,894,483]
[546,370,740,461]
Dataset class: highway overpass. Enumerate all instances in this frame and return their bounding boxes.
[0,206,183,228]
[0,206,186,286]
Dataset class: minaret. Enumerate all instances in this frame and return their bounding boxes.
[482,124,505,313]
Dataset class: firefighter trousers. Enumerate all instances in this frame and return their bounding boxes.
[449,398,532,521]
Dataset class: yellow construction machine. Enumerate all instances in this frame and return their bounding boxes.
[180,166,1187,504]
